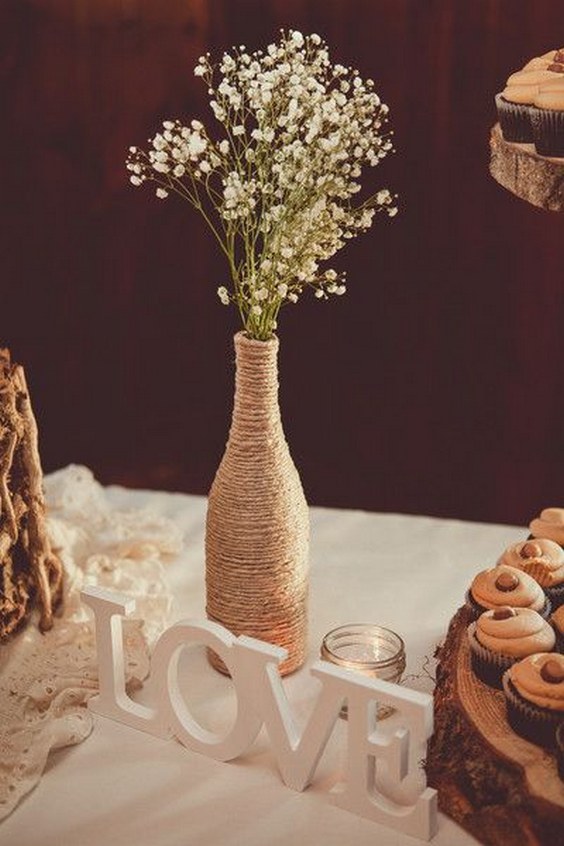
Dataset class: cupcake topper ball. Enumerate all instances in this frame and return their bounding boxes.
[494,571,520,592]
[521,541,543,559]
[540,658,564,684]
[492,606,517,620]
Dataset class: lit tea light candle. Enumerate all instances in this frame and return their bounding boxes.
[320,624,406,719]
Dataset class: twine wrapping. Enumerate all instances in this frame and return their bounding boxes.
[205,332,309,676]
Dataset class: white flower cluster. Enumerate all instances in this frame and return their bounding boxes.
[127,30,397,340]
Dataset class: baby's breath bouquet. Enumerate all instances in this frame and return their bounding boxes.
[127,30,396,341]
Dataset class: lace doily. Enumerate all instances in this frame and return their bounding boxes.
[0,465,183,821]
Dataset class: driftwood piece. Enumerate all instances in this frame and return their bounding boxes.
[489,123,564,211]
[426,606,564,846]
[0,350,63,639]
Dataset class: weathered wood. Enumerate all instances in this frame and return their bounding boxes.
[426,606,564,846]
[0,349,63,639]
[490,123,564,211]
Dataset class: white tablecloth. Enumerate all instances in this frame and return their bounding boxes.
[0,487,524,846]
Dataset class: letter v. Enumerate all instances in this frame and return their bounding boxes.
[234,636,350,791]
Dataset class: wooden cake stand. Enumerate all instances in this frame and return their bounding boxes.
[489,123,564,211]
[426,606,564,846]
[434,129,564,843]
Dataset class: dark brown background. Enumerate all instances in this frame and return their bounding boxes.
[2,0,563,524]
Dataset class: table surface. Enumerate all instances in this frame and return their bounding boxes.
[0,486,525,846]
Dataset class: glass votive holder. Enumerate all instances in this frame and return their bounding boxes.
[320,623,406,719]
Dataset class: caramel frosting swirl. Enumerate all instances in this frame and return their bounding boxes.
[470,564,545,611]
[523,56,557,71]
[497,537,564,587]
[501,83,541,105]
[508,653,564,710]
[534,83,564,110]
[529,507,564,544]
[522,49,564,71]
[506,69,558,86]
[502,67,564,104]
[474,608,555,657]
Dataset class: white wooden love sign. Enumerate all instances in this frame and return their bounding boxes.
[82,586,438,841]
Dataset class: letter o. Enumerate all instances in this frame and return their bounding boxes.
[149,620,263,761]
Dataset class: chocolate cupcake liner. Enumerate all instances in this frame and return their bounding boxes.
[465,590,487,621]
[464,589,551,622]
[502,673,563,748]
[556,723,564,780]
[495,93,534,142]
[467,623,516,689]
[539,596,552,620]
[531,106,564,157]
[544,583,564,611]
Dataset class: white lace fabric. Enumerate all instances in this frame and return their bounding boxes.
[0,465,182,821]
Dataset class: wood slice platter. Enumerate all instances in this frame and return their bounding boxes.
[489,123,564,211]
[426,606,564,846]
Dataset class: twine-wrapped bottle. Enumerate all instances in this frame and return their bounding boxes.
[205,331,309,675]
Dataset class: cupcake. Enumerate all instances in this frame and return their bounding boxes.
[552,605,564,652]
[468,606,556,689]
[466,564,550,620]
[495,70,556,142]
[502,653,564,747]
[495,51,564,143]
[498,538,564,610]
[529,507,564,546]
